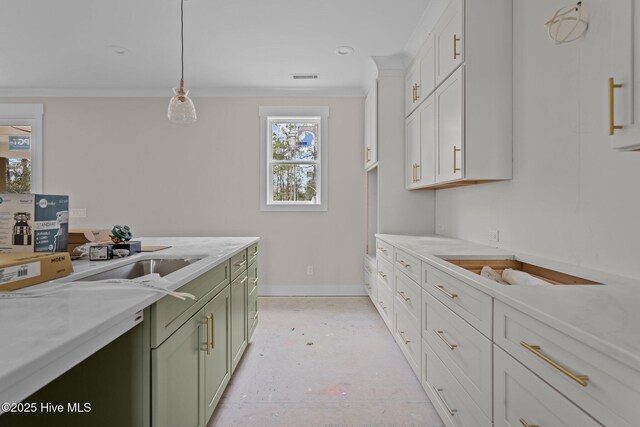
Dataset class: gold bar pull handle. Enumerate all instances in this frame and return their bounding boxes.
[453,146,461,173]
[209,314,215,350]
[366,147,371,162]
[203,316,211,355]
[520,341,589,387]
[520,419,539,427]
[398,260,411,268]
[435,330,458,350]
[454,34,461,59]
[433,387,457,416]
[434,284,458,299]
[398,290,410,301]
[411,164,416,183]
[415,83,420,102]
[398,330,411,344]
[415,163,420,182]
[609,77,623,135]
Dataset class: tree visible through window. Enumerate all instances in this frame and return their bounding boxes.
[268,118,321,204]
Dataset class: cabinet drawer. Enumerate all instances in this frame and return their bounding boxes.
[248,259,258,296]
[394,248,421,284]
[495,301,640,427]
[376,257,394,293]
[376,239,393,264]
[394,302,421,377]
[230,250,248,280]
[423,340,491,427]
[494,345,599,427]
[376,279,394,330]
[247,243,259,266]
[151,262,229,348]
[423,263,492,338]
[364,263,377,301]
[424,290,492,417]
[394,269,421,323]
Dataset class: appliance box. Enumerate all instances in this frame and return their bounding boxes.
[0,252,73,291]
[0,194,70,253]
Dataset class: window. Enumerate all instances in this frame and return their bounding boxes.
[260,107,329,211]
[0,104,43,193]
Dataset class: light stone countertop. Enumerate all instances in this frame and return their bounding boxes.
[375,234,640,371]
[0,236,259,408]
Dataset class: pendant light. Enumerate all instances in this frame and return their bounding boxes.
[168,0,197,123]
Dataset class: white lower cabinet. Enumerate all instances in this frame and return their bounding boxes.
[394,301,421,377]
[494,345,600,427]
[423,340,491,427]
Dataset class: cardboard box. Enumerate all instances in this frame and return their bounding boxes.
[69,228,112,244]
[0,194,69,253]
[0,252,73,291]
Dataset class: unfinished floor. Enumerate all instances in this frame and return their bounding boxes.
[209,297,444,427]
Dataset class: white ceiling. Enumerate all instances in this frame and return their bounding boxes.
[0,0,431,97]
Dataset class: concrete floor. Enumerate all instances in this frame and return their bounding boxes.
[209,297,444,427]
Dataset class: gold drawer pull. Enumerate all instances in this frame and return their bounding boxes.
[251,311,259,320]
[377,246,388,253]
[398,260,411,268]
[235,260,247,267]
[520,419,539,427]
[210,314,215,350]
[434,284,458,299]
[398,330,411,344]
[609,77,623,135]
[378,301,387,311]
[203,315,211,355]
[378,271,387,279]
[250,277,259,284]
[238,276,248,284]
[435,330,458,350]
[366,147,372,162]
[520,341,589,387]
[453,146,461,173]
[453,34,461,59]
[398,290,410,301]
[433,387,457,416]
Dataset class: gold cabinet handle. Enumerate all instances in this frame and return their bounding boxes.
[378,271,387,279]
[250,277,259,284]
[434,284,458,299]
[366,147,372,162]
[435,330,458,350]
[203,316,211,355]
[210,314,215,350]
[251,311,259,320]
[412,83,418,103]
[433,387,457,416]
[411,163,416,183]
[609,77,623,135]
[239,276,248,284]
[377,246,387,253]
[378,301,387,311]
[453,146,461,173]
[520,419,539,427]
[453,34,461,59]
[398,330,411,344]
[520,341,589,387]
[398,290,410,301]
[415,163,420,182]
[235,260,247,267]
[398,260,411,268]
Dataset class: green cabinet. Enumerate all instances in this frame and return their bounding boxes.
[248,257,259,340]
[230,269,248,373]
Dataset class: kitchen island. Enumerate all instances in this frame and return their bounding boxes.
[0,236,259,427]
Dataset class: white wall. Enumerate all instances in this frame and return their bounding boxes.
[436,0,640,278]
[0,96,365,295]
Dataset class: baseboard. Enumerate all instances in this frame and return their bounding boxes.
[258,284,367,297]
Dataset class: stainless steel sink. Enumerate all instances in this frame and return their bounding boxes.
[77,258,201,281]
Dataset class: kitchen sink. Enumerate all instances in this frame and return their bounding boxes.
[76,258,202,281]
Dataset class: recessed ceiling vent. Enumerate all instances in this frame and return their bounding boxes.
[291,74,319,80]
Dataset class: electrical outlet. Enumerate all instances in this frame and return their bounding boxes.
[69,208,87,218]
[488,230,499,242]
[306,265,314,275]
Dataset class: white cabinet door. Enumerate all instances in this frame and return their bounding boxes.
[405,63,421,116]
[435,0,463,86]
[419,95,436,186]
[611,0,640,150]
[436,67,464,183]
[406,110,421,189]
[364,82,378,168]
[419,34,436,100]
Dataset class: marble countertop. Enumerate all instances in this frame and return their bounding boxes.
[0,236,259,408]
[375,234,640,370]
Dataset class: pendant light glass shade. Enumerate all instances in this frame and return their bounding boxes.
[168,80,197,123]
[168,0,197,123]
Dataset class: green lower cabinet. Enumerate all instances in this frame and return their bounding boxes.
[152,310,202,427]
[230,270,248,373]
[248,259,259,340]
[202,286,231,422]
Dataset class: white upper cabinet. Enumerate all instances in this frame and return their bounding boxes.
[404,0,512,189]
[610,0,640,151]
[364,81,378,169]
[435,0,463,86]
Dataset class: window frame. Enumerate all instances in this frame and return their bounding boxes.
[0,104,44,193]
[259,106,329,212]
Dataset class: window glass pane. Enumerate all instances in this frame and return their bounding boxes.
[271,164,318,203]
[0,126,32,193]
[271,122,318,161]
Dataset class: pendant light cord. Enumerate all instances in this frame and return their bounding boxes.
[181,0,184,81]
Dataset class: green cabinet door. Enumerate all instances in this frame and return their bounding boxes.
[152,310,204,427]
[203,286,231,422]
[230,270,248,372]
